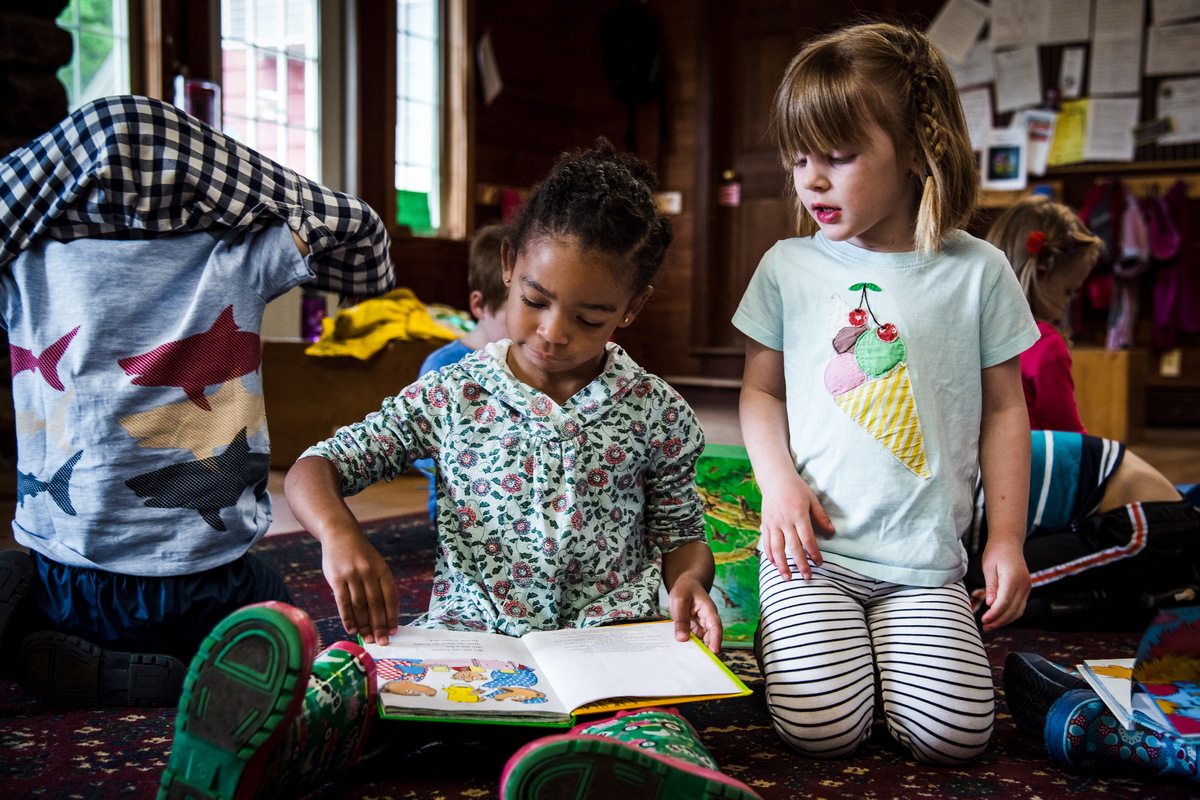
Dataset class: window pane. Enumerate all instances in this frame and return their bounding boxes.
[256,119,281,161]
[286,56,307,125]
[222,44,248,118]
[222,0,320,179]
[255,50,281,119]
[57,0,130,111]
[402,0,436,40]
[396,0,440,233]
[224,0,247,41]
[80,0,114,30]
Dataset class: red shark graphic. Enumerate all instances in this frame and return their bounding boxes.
[118,306,261,411]
[10,326,80,391]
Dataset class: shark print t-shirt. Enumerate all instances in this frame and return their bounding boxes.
[0,222,311,575]
[733,231,1040,587]
[303,340,709,637]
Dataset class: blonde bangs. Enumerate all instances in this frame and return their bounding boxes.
[772,51,882,166]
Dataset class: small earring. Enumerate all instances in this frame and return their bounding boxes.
[623,317,630,324]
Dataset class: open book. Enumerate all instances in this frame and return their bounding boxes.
[1077,605,1200,741]
[360,620,751,726]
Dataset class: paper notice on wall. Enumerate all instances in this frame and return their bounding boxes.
[1083,97,1141,161]
[1158,77,1200,144]
[1146,21,1200,76]
[990,0,1045,48]
[1154,0,1200,24]
[948,37,996,87]
[1060,46,1087,98]
[927,0,992,63]
[960,87,994,151]
[994,46,1043,112]
[1045,0,1094,43]
[1090,0,1146,95]
[1015,109,1058,175]
[1047,99,1089,166]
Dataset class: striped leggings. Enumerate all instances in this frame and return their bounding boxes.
[758,559,994,764]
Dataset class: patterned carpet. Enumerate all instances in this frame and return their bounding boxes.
[1,516,1196,799]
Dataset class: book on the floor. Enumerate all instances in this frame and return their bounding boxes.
[360,620,751,727]
[691,443,763,650]
[1076,605,1200,740]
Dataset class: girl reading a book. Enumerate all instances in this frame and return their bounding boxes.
[285,139,720,653]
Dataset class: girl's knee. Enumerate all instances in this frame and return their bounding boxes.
[886,710,994,766]
[769,709,873,759]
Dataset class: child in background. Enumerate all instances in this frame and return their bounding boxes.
[966,198,1200,630]
[736,23,1039,764]
[0,97,391,708]
[283,140,762,799]
[985,195,1103,434]
[415,223,509,520]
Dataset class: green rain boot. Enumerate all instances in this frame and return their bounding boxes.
[500,706,763,800]
[159,602,317,800]
[158,602,381,800]
[267,640,379,797]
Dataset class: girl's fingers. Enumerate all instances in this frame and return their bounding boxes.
[333,582,358,636]
[345,579,375,644]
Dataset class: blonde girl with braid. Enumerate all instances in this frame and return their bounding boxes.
[734,23,1041,764]
[986,196,1103,433]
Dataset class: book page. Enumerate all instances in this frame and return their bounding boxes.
[523,621,745,713]
[1081,658,1136,729]
[363,627,573,718]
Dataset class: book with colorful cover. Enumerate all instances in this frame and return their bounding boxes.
[360,620,751,727]
[1077,605,1200,740]
[694,443,762,648]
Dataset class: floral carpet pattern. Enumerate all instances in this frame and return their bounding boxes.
[2,517,1196,799]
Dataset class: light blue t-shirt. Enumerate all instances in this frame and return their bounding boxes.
[733,231,1040,587]
[0,222,312,575]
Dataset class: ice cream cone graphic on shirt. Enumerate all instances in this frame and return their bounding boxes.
[823,284,930,479]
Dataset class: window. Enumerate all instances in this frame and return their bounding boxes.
[56,0,131,111]
[221,0,321,179]
[396,0,440,235]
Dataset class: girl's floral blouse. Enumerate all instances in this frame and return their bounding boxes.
[302,340,708,637]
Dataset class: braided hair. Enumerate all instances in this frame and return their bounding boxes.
[771,22,977,253]
[507,138,672,296]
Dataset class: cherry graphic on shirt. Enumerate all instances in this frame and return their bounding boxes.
[841,283,906,378]
[848,308,867,327]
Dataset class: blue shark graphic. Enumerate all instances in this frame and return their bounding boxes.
[17,450,84,515]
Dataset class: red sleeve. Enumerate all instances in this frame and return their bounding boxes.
[1027,334,1087,434]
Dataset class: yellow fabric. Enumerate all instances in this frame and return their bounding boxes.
[305,288,460,360]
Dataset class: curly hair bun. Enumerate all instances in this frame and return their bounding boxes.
[508,137,672,295]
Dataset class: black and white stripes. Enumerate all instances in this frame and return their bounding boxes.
[758,558,995,764]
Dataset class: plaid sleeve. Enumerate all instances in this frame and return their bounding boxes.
[0,95,393,296]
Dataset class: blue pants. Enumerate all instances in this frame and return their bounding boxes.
[31,551,293,661]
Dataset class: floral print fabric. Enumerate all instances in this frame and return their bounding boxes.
[303,340,707,637]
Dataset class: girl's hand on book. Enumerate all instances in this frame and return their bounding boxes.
[758,474,834,581]
[668,575,723,654]
[321,529,400,645]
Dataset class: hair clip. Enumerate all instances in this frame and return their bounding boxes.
[1026,230,1048,256]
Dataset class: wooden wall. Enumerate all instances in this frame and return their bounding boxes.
[472,0,702,378]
